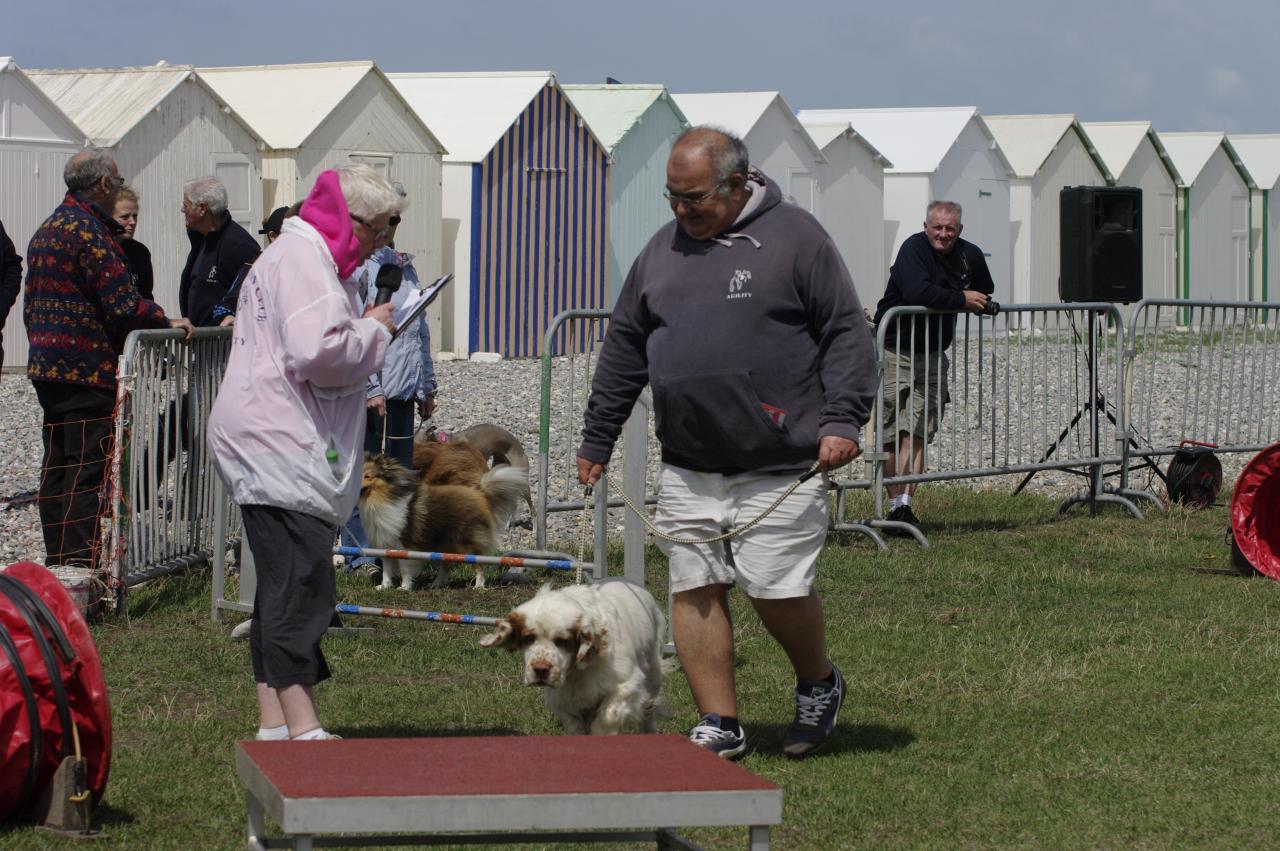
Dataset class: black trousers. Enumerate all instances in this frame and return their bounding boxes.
[241,504,336,689]
[33,381,117,569]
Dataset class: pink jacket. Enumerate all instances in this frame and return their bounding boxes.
[207,211,389,525]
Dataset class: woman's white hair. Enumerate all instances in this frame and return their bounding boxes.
[336,164,400,221]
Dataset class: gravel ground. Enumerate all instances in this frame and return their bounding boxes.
[0,339,1267,566]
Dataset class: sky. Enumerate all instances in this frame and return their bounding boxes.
[7,0,1278,134]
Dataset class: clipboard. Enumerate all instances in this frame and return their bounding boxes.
[391,274,452,341]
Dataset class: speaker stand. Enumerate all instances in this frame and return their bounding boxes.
[1012,313,1143,519]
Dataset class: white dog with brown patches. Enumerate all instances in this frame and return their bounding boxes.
[479,580,667,735]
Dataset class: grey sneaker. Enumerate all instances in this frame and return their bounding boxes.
[688,713,748,760]
[783,664,845,759]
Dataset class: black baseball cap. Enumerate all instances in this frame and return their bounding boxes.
[259,206,288,235]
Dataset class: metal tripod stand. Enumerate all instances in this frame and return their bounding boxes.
[1012,308,1143,518]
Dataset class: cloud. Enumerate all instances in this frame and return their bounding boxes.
[1205,66,1247,100]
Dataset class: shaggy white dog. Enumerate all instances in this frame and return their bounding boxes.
[479,580,667,734]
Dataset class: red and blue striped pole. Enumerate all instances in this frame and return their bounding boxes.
[332,546,583,572]
[335,603,500,626]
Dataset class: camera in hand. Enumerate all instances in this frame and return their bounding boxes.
[978,296,1000,317]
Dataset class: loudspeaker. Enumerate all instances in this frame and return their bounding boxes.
[1059,186,1142,303]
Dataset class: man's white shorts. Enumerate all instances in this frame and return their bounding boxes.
[654,464,829,599]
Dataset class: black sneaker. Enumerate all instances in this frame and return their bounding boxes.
[783,664,845,759]
[886,504,921,536]
[688,713,748,760]
[357,563,382,585]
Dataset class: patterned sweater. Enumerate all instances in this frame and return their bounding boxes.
[24,193,170,390]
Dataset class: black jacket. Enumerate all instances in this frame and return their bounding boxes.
[0,218,21,330]
[179,213,260,327]
[874,232,995,352]
[120,238,154,301]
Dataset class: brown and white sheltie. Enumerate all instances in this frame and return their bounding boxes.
[358,452,528,590]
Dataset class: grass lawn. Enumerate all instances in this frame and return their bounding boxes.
[3,485,1278,849]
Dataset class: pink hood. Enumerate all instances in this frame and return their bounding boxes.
[300,170,363,279]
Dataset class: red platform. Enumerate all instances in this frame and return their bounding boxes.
[236,734,782,850]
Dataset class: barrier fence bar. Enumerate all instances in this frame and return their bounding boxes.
[536,308,658,579]
[1120,299,1280,505]
[107,327,238,609]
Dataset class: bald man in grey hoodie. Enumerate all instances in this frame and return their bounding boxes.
[577,127,877,760]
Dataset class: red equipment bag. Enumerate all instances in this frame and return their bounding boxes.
[1231,443,1280,580]
[0,561,112,822]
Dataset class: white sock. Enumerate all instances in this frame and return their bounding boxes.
[291,727,330,741]
[891,494,912,510]
[255,724,289,741]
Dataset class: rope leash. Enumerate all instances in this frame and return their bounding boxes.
[584,461,824,547]
[575,492,592,585]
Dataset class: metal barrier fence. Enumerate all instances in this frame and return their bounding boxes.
[838,303,1137,543]
[1120,299,1280,504]
[113,298,1280,617]
[106,327,237,606]
[533,302,1145,553]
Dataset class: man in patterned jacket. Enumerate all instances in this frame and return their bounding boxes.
[24,148,190,569]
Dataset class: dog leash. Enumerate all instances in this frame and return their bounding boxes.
[583,461,823,547]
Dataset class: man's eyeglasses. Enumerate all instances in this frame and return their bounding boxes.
[662,185,721,208]
[350,213,391,240]
[388,215,401,228]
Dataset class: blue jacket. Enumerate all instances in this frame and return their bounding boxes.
[352,246,436,402]
[874,232,995,352]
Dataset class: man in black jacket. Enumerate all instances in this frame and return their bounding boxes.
[872,201,994,532]
[179,176,259,327]
[0,217,20,371]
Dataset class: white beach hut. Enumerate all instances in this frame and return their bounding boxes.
[983,114,1111,304]
[672,91,826,214]
[1157,132,1256,302]
[562,83,688,307]
[796,106,1015,306]
[198,61,445,305]
[1080,121,1182,301]
[1226,134,1280,303]
[0,57,87,369]
[389,72,611,358]
[796,120,891,309]
[28,62,265,318]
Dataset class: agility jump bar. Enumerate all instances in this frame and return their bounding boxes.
[332,546,585,572]
[335,603,499,627]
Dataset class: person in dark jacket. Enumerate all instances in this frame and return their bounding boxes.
[24,148,191,569]
[112,185,154,300]
[179,176,259,327]
[576,127,877,761]
[0,216,21,372]
[872,202,994,532]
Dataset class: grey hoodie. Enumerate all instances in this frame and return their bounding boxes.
[578,173,877,476]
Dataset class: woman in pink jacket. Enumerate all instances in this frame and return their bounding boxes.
[208,165,398,741]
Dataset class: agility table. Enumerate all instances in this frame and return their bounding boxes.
[236,734,782,849]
